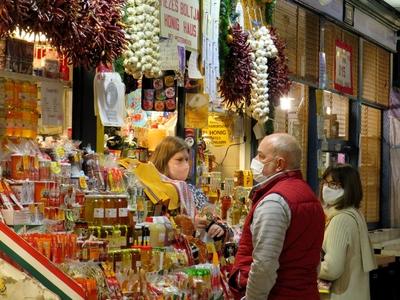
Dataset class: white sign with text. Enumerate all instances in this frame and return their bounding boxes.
[160,0,200,51]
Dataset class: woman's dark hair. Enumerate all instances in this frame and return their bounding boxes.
[321,164,363,209]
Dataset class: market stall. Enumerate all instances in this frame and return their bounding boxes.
[0,0,294,299]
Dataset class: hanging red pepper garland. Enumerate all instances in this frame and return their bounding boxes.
[219,23,254,109]
[267,27,291,106]
[0,0,126,68]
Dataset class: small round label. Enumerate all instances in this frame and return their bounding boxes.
[142,99,153,110]
[165,87,175,98]
[154,100,165,111]
[153,79,163,89]
[165,98,176,110]
[144,89,155,100]
[164,76,175,87]
[156,89,166,100]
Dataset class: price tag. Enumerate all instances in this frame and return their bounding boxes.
[93,208,104,218]
[55,147,65,158]
[50,162,61,174]
[105,208,117,218]
[79,176,88,190]
[119,207,128,217]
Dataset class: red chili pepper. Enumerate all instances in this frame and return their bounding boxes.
[219,23,254,109]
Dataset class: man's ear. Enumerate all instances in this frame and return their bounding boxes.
[275,157,287,172]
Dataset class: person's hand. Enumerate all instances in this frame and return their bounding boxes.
[194,215,208,230]
[207,223,225,239]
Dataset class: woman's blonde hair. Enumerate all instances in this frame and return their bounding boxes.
[150,136,189,176]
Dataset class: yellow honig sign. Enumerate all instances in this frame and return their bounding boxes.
[202,115,231,147]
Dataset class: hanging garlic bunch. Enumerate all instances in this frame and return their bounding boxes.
[248,26,278,123]
[123,0,161,79]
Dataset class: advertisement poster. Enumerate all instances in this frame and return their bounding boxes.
[334,40,353,95]
[160,0,199,51]
[40,82,64,127]
[94,72,126,127]
[202,114,231,147]
[185,93,208,128]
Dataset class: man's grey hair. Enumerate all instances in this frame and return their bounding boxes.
[267,133,302,169]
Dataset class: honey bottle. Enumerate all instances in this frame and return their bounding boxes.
[136,188,145,224]
[104,197,117,225]
[117,197,128,225]
[93,196,104,226]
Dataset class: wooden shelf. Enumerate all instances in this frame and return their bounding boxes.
[0,70,72,88]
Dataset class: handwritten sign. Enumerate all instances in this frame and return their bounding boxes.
[159,38,179,70]
[334,40,353,95]
[160,0,199,51]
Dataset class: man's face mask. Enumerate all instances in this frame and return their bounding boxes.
[250,156,277,182]
[250,158,267,182]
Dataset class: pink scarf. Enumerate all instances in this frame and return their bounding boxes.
[159,173,196,219]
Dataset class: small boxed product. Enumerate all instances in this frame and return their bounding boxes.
[5,38,34,74]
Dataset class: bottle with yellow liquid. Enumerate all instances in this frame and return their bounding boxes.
[136,188,145,224]
[93,196,104,226]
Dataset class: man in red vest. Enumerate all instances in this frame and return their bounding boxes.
[229,133,324,300]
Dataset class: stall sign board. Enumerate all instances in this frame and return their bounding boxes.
[202,115,231,147]
[160,0,199,51]
[334,40,353,95]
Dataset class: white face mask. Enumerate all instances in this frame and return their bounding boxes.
[322,185,344,205]
[250,158,268,182]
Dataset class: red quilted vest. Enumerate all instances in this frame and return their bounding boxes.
[229,170,324,300]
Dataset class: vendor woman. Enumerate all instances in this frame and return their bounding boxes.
[150,136,226,239]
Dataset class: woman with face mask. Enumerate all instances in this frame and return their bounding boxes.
[319,164,376,300]
[150,136,226,239]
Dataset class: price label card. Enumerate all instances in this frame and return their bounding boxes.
[79,176,88,190]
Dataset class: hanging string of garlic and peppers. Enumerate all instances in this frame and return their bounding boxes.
[248,26,278,123]
[123,0,162,79]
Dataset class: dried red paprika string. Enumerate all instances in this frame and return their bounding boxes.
[267,27,291,106]
[0,0,127,68]
[219,23,253,109]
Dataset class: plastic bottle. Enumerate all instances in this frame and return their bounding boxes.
[147,217,166,247]
[211,252,223,298]
[153,216,167,247]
